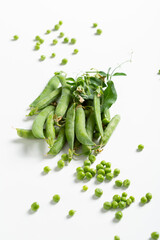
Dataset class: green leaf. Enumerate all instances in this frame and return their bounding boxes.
[66,82,76,86]
[113,72,127,76]
[66,77,75,82]
[90,77,106,87]
[98,71,107,77]
[102,81,117,111]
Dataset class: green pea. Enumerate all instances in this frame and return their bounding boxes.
[63,37,69,43]
[115,211,123,220]
[101,160,107,166]
[35,35,41,41]
[77,171,85,180]
[114,236,120,240]
[70,38,76,44]
[97,174,104,182]
[119,201,126,209]
[31,202,39,211]
[96,29,102,35]
[83,166,91,173]
[59,20,63,25]
[76,167,84,172]
[140,196,147,204]
[61,58,68,65]
[103,201,112,210]
[112,201,118,209]
[89,155,96,163]
[16,129,36,139]
[123,179,130,188]
[113,195,121,202]
[106,173,114,181]
[59,32,64,38]
[93,23,98,28]
[43,166,51,173]
[121,197,127,202]
[13,35,19,40]
[126,198,132,206]
[53,194,60,203]
[35,45,40,50]
[146,192,152,201]
[105,168,112,174]
[46,30,51,34]
[61,154,68,161]
[115,180,123,187]
[51,53,56,58]
[151,232,159,240]
[86,172,92,180]
[54,24,60,30]
[68,209,76,216]
[97,169,105,176]
[95,188,103,197]
[137,144,144,151]
[82,185,88,191]
[130,196,135,202]
[84,160,91,166]
[113,168,120,177]
[73,49,79,54]
[57,160,65,168]
[40,55,46,61]
[90,168,96,177]
[53,39,58,45]
[96,164,104,170]
[106,162,111,168]
[39,39,44,44]
[122,192,127,197]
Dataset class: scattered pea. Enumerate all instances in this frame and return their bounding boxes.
[63,37,69,43]
[53,39,58,45]
[54,24,60,30]
[93,23,98,28]
[101,160,107,166]
[121,197,127,202]
[113,195,121,202]
[57,159,65,168]
[84,160,91,166]
[115,211,123,220]
[146,192,152,201]
[141,196,147,204]
[13,35,19,40]
[96,164,104,170]
[77,171,85,180]
[61,58,68,65]
[122,192,128,197]
[35,45,40,50]
[89,154,96,163]
[40,55,46,61]
[51,53,56,58]
[46,30,51,34]
[43,166,51,173]
[35,35,41,41]
[113,168,120,177]
[53,194,60,203]
[126,198,132,206]
[97,169,105,176]
[31,202,39,211]
[130,196,135,202]
[90,168,96,177]
[59,32,64,38]
[119,201,126,209]
[97,174,104,182]
[59,20,63,25]
[95,188,103,197]
[68,209,76,216]
[96,29,102,35]
[105,168,112,174]
[82,185,88,191]
[76,167,84,172]
[73,49,79,54]
[123,179,130,188]
[115,180,123,187]
[86,172,92,180]
[137,144,144,151]
[151,232,159,240]
[112,201,119,209]
[106,173,114,180]
[103,201,112,210]
[39,39,44,44]
[106,162,111,168]
[70,38,76,44]
[114,236,120,240]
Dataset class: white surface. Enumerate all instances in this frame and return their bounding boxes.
[0,0,160,239]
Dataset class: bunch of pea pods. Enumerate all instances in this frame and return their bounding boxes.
[16,69,121,159]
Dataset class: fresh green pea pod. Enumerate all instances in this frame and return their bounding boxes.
[65,103,76,150]
[75,106,95,146]
[45,110,55,147]
[102,108,110,125]
[32,106,54,139]
[101,114,120,146]
[56,74,66,86]
[47,126,66,155]
[16,128,37,139]
[29,88,61,116]
[94,93,103,137]
[55,86,71,120]
[30,76,59,107]
[82,111,95,155]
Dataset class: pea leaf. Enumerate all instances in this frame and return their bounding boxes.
[113,72,127,76]
[66,77,75,82]
[98,71,107,77]
[102,81,117,111]
[90,77,106,87]
[66,82,76,86]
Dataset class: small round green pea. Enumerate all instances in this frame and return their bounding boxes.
[151,232,159,240]
[126,198,132,206]
[53,39,58,45]
[114,236,120,240]
[97,169,105,176]
[138,144,144,151]
[102,118,109,125]
[76,167,84,172]
[103,201,112,210]
[73,49,79,54]
[31,202,39,211]
[35,45,40,50]
[95,188,103,197]
[40,55,46,61]
[96,29,102,35]
[51,53,56,58]
[123,179,130,188]
[57,159,65,168]
[46,30,51,34]
[77,171,85,180]
[130,196,135,202]
[100,160,107,166]
[61,58,68,65]
[112,201,119,209]
[35,35,41,41]
[82,185,88,191]
[115,180,123,187]
[93,23,98,28]
[122,192,127,197]
[113,168,120,177]
[84,160,91,166]
[86,172,92,180]
[90,168,96,177]
[121,197,127,202]
[13,35,19,40]
[106,173,114,181]
[70,38,76,44]
[146,192,152,201]
[54,24,60,30]
[89,154,96,163]
[61,154,68,161]
[97,174,104,182]
[83,166,91,173]
[115,211,123,220]
[141,196,147,204]
[105,168,112,174]
[68,209,76,216]
[96,163,104,170]
[106,162,111,168]
[53,194,60,203]
[63,37,69,43]
[59,20,63,25]
[43,166,51,173]
[39,38,44,44]
[113,195,121,202]
[59,32,64,38]
[119,201,126,209]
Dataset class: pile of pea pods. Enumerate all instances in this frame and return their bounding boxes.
[16,69,123,159]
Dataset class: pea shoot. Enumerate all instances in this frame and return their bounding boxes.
[63,37,69,43]
[43,166,51,173]
[61,58,68,65]
[68,209,76,216]
[46,30,51,34]
[113,168,120,176]
[31,202,39,211]
[13,35,19,40]
[54,24,60,30]
[59,32,64,38]
[123,179,130,188]
[115,180,123,187]
[103,201,112,210]
[73,49,79,54]
[40,55,46,61]
[51,53,56,58]
[115,211,123,220]
[95,188,103,197]
[151,232,159,240]
[52,39,58,45]
[82,185,88,191]
[53,194,60,203]
[57,159,65,168]
[126,198,132,206]
[137,144,144,151]
[96,29,102,35]
[97,169,105,176]
[93,23,98,28]
[70,38,76,44]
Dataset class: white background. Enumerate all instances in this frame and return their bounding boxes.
[0,0,160,239]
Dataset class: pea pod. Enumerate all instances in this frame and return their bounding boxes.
[55,86,71,120]
[65,103,75,150]
[94,93,103,137]
[82,111,95,155]
[75,106,95,146]
[30,76,59,107]
[47,126,66,155]
[56,74,66,86]
[45,110,55,147]
[16,129,36,139]
[32,106,54,139]
[101,114,120,146]
[102,108,110,125]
